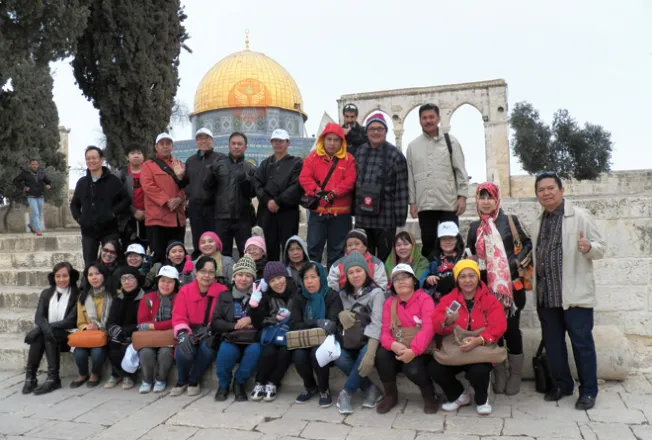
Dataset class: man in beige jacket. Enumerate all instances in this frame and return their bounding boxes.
[406,104,469,259]
[532,172,605,411]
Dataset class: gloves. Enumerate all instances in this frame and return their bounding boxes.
[249,289,262,308]
[108,325,124,343]
[176,331,196,356]
[322,190,337,205]
[276,308,290,321]
[38,321,56,343]
[338,310,356,330]
[316,319,337,335]
[24,327,42,344]
[182,256,194,275]
[137,323,151,331]
[193,326,210,342]
[358,338,379,377]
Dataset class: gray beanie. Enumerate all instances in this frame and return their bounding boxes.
[343,251,369,276]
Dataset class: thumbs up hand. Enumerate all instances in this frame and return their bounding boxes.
[578,231,591,254]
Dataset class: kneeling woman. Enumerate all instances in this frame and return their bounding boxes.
[430,260,507,416]
[291,261,343,407]
[171,256,227,397]
[376,264,437,414]
[23,262,80,395]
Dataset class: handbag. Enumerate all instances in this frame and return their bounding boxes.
[286,328,326,350]
[389,298,436,355]
[223,328,258,345]
[356,144,387,216]
[300,157,339,210]
[533,339,554,393]
[131,330,176,350]
[68,330,108,348]
[434,325,506,366]
[341,303,371,350]
[507,215,534,291]
[260,318,290,346]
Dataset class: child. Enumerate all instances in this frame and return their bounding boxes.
[419,222,466,304]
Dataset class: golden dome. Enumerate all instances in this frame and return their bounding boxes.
[193,49,306,120]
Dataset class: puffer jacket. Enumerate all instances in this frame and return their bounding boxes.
[339,285,385,340]
[328,252,388,292]
[184,150,220,204]
[203,152,257,221]
[254,154,303,212]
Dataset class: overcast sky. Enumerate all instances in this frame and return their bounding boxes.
[53,0,652,187]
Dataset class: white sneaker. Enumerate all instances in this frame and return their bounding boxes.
[441,391,472,412]
[477,400,492,416]
[250,382,265,401]
[263,383,277,402]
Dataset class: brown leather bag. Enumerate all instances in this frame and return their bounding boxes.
[68,330,107,348]
[389,298,436,355]
[131,330,176,350]
[434,325,506,366]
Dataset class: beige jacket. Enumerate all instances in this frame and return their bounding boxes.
[531,199,605,309]
[406,132,469,212]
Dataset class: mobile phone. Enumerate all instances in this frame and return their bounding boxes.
[447,300,461,315]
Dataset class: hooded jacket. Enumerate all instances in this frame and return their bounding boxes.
[299,123,357,215]
[283,235,310,286]
[384,232,430,280]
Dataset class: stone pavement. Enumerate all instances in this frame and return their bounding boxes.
[1,371,652,440]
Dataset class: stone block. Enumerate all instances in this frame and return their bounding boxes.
[503,418,582,438]
[190,429,263,440]
[0,414,48,435]
[595,286,647,311]
[0,270,50,287]
[138,425,199,440]
[255,418,307,437]
[0,309,34,333]
[594,259,650,286]
[0,289,41,309]
[25,420,105,440]
[301,421,351,440]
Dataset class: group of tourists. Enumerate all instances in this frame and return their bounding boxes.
[20,103,605,415]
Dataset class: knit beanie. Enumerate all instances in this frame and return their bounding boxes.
[346,229,368,247]
[343,251,369,276]
[263,261,288,284]
[200,231,223,253]
[245,236,267,256]
[232,255,257,280]
[166,241,186,256]
[366,113,388,132]
[453,259,481,281]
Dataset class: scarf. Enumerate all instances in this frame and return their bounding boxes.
[300,262,328,321]
[155,291,173,322]
[84,286,112,329]
[48,286,71,323]
[474,182,513,309]
[384,232,429,278]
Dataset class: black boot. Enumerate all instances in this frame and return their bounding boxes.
[22,368,37,395]
[233,380,248,402]
[33,341,61,395]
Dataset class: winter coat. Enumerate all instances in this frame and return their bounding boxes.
[328,252,387,292]
[254,154,303,213]
[203,152,257,221]
[209,288,258,335]
[344,123,367,158]
[184,150,220,205]
[249,279,297,329]
[70,167,130,236]
[420,253,465,301]
[290,289,343,331]
[140,155,187,228]
[137,291,178,330]
[106,289,145,339]
[14,167,51,198]
[380,289,435,356]
[34,286,79,331]
[283,235,310,287]
[145,261,194,291]
[339,285,385,340]
[172,280,226,337]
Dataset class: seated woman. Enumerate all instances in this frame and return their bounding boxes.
[466,182,532,395]
[196,232,234,287]
[291,261,343,408]
[136,265,180,394]
[334,251,385,414]
[212,255,262,402]
[419,222,466,304]
[376,264,436,414]
[22,262,80,395]
[283,235,310,288]
[171,256,227,397]
[384,231,429,281]
[71,263,114,388]
[244,234,267,281]
[125,243,152,284]
[104,266,145,390]
[429,260,507,416]
[145,241,194,290]
[328,229,387,293]
[248,261,297,402]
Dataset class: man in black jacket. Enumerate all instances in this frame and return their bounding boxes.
[13,159,52,235]
[254,129,303,261]
[115,144,148,250]
[204,132,257,258]
[342,104,367,158]
[70,146,131,267]
[183,128,220,258]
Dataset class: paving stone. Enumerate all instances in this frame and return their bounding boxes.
[503,418,582,438]
[190,428,263,440]
[443,416,503,436]
[414,434,479,440]
[0,414,48,435]
[255,418,307,437]
[587,407,647,424]
[281,402,345,424]
[72,399,150,426]
[455,402,511,418]
[579,422,637,440]
[512,398,589,422]
[622,375,652,393]
[301,421,351,440]
[223,399,291,419]
[137,424,198,440]
[25,420,104,439]
[258,436,303,440]
[631,425,652,440]
[346,426,416,440]
[392,411,444,432]
[29,396,102,422]
[343,404,399,429]
[168,410,262,430]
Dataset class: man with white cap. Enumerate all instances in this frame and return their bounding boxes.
[141,133,187,264]
[254,129,303,261]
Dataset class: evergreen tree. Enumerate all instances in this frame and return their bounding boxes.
[72,1,189,167]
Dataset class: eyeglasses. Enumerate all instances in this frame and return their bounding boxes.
[393,274,413,284]
[102,248,117,255]
[197,269,215,277]
[367,127,386,133]
[120,275,136,282]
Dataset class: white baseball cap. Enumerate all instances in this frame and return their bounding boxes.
[157,265,179,281]
[391,263,416,281]
[155,133,174,144]
[125,244,146,256]
[195,127,214,138]
[121,344,139,374]
[270,129,290,141]
[437,221,460,238]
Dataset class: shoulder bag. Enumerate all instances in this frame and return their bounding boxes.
[152,158,183,190]
[223,328,258,345]
[356,144,387,216]
[533,339,554,393]
[389,298,436,355]
[68,330,108,348]
[444,133,457,183]
[507,215,534,291]
[434,325,506,366]
[260,317,290,346]
[300,157,339,210]
[131,329,176,350]
[341,302,372,350]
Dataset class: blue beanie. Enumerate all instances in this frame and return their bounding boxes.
[263,261,288,284]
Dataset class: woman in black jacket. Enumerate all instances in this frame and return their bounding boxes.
[22,262,80,395]
[291,261,343,408]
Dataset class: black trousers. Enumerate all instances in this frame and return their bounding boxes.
[25,328,69,375]
[363,228,396,262]
[188,202,215,259]
[147,225,186,264]
[121,218,148,252]
[293,346,330,392]
[257,208,299,262]
[107,341,132,378]
[81,231,120,268]
[256,344,293,387]
[501,289,526,355]
[215,218,252,258]
[375,346,433,390]
[428,359,493,405]
[418,210,459,259]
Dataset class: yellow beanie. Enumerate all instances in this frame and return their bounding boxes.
[453,259,481,281]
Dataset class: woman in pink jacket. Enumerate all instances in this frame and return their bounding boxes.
[170,256,227,397]
[376,264,436,415]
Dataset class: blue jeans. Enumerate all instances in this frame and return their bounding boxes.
[333,344,371,396]
[27,197,44,232]
[175,340,216,386]
[73,347,105,377]
[307,213,352,269]
[216,341,262,389]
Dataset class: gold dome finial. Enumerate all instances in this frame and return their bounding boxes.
[245,29,250,50]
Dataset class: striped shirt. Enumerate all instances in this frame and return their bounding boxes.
[536,202,564,308]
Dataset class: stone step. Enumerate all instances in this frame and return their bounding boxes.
[0,251,84,270]
[0,269,51,287]
[0,308,34,333]
[0,287,42,309]
[0,233,82,252]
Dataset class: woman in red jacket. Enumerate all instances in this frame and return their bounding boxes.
[136,265,180,394]
[171,256,227,397]
[429,260,507,416]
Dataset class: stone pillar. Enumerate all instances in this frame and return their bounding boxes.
[483,120,511,196]
[393,127,404,152]
[58,126,73,228]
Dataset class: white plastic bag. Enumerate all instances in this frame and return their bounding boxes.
[121,343,139,374]
[316,334,341,367]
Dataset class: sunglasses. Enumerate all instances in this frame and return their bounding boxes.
[536,171,560,179]
[343,104,358,112]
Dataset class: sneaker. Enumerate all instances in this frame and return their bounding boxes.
[250,382,265,401]
[121,376,135,390]
[187,384,201,396]
[337,390,354,414]
[170,383,187,397]
[104,376,122,389]
[263,383,277,402]
[28,224,35,234]
[295,388,318,404]
[362,384,383,409]
[36,231,42,236]
[139,382,153,394]
[477,400,492,416]
[153,381,166,393]
[319,390,333,408]
[441,391,472,412]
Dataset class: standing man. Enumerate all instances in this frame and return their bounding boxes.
[70,146,130,267]
[116,144,148,250]
[341,103,367,158]
[141,133,187,264]
[204,132,257,258]
[354,113,408,261]
[184,128,220,259]
[406,103,469,259]
[254,129,303,261]
[14,159,52,236]
[533,172,605,410]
